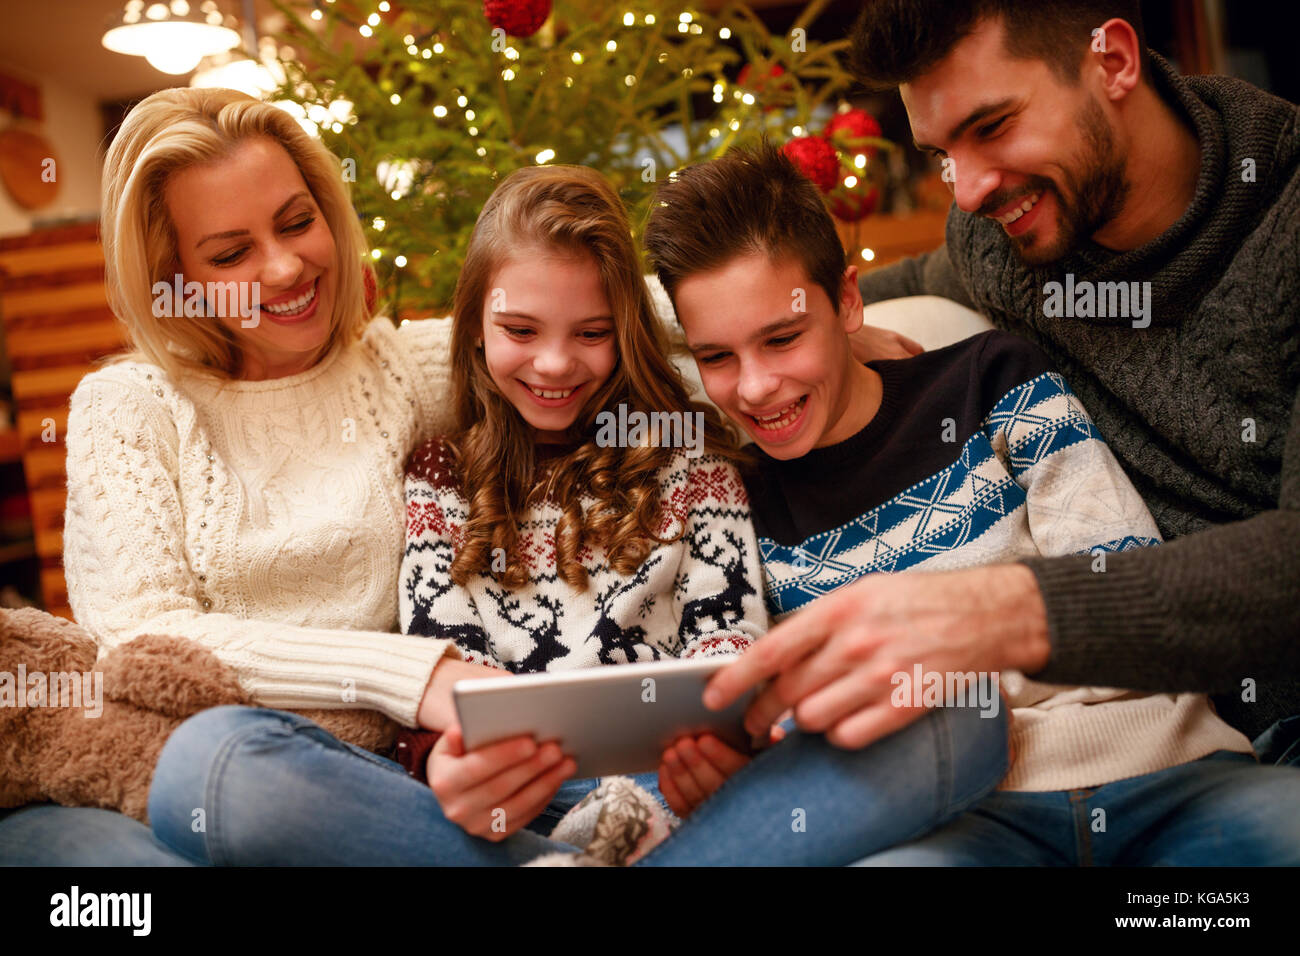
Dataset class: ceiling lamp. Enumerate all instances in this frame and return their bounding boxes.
[102,0,241,76]
[191,39,287,99]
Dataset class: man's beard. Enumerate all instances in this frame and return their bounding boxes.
[989,95,1130,266]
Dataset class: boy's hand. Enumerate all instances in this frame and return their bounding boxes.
[657,733,764,818]
[427,725,575,841]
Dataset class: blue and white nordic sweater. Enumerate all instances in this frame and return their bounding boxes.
[745,331,1251,791]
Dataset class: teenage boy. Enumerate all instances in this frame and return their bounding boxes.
[643,141,1300,864]
[702,0,1299,768]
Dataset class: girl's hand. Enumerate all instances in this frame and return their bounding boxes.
[417,657,509,732]
[657,733,755,819]
[427,725,576,841]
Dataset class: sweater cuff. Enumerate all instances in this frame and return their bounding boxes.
[246,634,461,728]
[1019,552,1177,690]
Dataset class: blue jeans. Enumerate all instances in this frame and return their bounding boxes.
[853,750,1300,865]
[131,700,1007,866]
[0,805,195,866]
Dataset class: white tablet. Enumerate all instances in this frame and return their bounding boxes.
[453,656,758,779]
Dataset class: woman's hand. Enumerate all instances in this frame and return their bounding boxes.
[427,725,576,841]
[657,728,783,819]
[417,656,508,732]
[849,323,924,364]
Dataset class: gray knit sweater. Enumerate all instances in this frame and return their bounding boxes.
[858,53,1299,741]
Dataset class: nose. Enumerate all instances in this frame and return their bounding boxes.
[950,151,1002,216]
[532,339,577,379]
[735,355,781,408]
[260,240,304,290]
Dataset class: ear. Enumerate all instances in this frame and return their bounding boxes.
[839,265,864,334]
[1089,17,1142,102]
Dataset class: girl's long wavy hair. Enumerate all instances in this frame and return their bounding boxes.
[448,165,739,591]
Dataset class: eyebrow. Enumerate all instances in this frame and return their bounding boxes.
[492,311,614,323]
[688,314,805,353]
[912,97,1017,153]
[196,192,311,248]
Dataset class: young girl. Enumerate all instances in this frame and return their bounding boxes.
[396,165,769,851]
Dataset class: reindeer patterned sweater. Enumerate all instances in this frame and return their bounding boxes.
[399,439,769,673]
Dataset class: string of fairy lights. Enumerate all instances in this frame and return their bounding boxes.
[290,1,882,275]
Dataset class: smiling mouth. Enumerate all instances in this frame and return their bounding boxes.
[261,278,319,316]
[748,396,807,431]
[524,382,581,400]
[995,192,1043,226]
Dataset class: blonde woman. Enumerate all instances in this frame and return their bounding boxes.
[0,87,501,864]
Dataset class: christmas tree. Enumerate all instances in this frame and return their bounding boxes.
[270,0,890,314]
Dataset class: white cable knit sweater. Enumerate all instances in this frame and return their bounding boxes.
[63,318,461,727]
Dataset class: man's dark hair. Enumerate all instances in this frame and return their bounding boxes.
[849,0,1147,88]
[644,140,846,316]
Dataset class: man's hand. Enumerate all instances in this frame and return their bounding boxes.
[849,323,925,364]
[427,725,576,841]
[702,564,1050,750]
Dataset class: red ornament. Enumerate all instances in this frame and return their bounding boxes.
[484,0,552,38]
[830,186,880,222]
[782,136,839,194]
[363,263,378,313]
[825,108,883,158]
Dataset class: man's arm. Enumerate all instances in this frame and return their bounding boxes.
[857,243,977,310]
[705,383,1300,748]
[1025,381,1300,695]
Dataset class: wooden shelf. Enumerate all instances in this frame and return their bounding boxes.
[0,538,35,565]
[0,430,21,465]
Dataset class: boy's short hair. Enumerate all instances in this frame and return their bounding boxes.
[644,141,846,316]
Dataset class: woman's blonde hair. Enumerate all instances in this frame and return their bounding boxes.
[447,165,739,591]
[100,87,370,379]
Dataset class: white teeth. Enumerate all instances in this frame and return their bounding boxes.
[528,385,575,399]
[753,397,806,430]
[998,192,1041,226]
[263,281,317,315]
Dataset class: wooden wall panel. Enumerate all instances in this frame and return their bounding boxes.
[0,222,125,620]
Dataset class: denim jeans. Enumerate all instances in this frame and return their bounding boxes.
[131,699,1007,866]
[852,750,1300,866]
[0,805,195,866]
